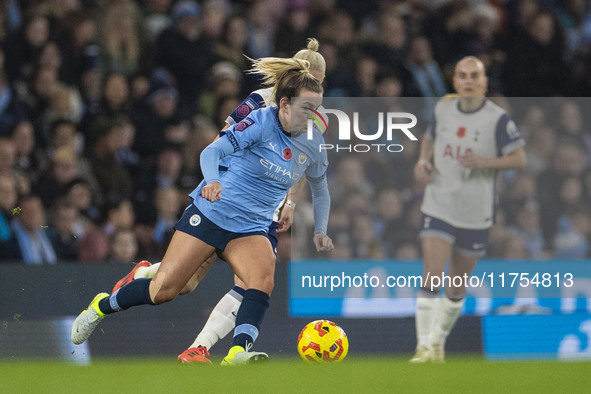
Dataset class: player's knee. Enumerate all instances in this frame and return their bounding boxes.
[262,276,274,295]
[248,275,274,295]
[179,281,197,295]
[151,285,181,304]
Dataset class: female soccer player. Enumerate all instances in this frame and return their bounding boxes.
[411,56,526,363]
[71,57,332,365]
[111,39,329,364]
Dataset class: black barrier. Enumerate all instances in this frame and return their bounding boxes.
[0,262,481,360]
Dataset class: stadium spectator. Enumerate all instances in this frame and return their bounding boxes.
[57,11,98,85]
[504,10,569,96]
[537,142,587,247]
[44,82,83,128]
[317,11,355,55]
[0,48,29,136]
[198,61,242,124]
[524,125,556,176]
[244,0,276,59]
[352,57,379,97]
[318,40,356,96]
[131,69,183,160]
[2,194,57,264]
[554,207,591,259]
[155,0,219,103]
[352,214,386,259]
[407,36,448,98]
[395,242,420,261]
[37,41,65,83]
[3,13,50,85]
[362,13,420,97]
[152,186,181,248]
[109,228,139,263]
[374,188,411,256]
[143,0,173,41]
[507,199,545,259]
[502,172,537,222]
[424,0,473,75]
[34,147,81,209]
[275,0,313,58]
[180,117,217,192]
[215,16,250,72]
[10,121,46,183]
[557,100,591,161]
[554,0,588,55]
[0,174,17,243]
[47,119,82,163]
[61,177,100,226]
[200,0,229,40]
[24,67,59,146]
[329,156,374,205]
[99,2,144,76]
[0,136,17,175]
[499,234,529,260]
[89,118,134,201]
[91,73,132,123]
[133,145,184,225]
[47,199,79,261]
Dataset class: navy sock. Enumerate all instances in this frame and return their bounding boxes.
[231,289,270,348]
[98,278,155,315]
[232,285,245,297]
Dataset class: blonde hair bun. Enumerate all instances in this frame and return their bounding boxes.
[306,38,319,52]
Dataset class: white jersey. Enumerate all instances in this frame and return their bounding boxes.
[225,87,328,222]
[421,98,525,229]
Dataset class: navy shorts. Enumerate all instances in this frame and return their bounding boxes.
[174,204,268,251]
[267,221,279,255]
[419,214,489,257]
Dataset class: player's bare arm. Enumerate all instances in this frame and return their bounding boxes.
[277,175,306,232]
[414,132,435,183]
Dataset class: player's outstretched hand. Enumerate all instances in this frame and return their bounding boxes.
[277,205,293,232]
[313,233,334,252]
[201,182,222,202]
[414,160,433,183]
[460,151,483,169]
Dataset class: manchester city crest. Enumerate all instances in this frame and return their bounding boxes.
[298,152,308,165]
[189,214,201,227]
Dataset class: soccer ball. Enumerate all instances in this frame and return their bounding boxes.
[297,320,349,362]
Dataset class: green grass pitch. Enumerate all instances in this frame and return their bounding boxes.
[2,356,591,393]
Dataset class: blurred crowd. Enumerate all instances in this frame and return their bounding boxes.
[0,0,590,265]
[292,97,591,262]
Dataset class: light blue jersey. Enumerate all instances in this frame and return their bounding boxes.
[219,88,328,173]
[191,107,328,233]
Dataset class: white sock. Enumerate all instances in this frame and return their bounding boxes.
[431,296,465,347]
[415,290,439,349]
[134,262,160,279]
[189,288,243,350]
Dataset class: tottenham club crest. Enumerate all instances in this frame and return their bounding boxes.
[298,152,308,165]
[189,214,201,227]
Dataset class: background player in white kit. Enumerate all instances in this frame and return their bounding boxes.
[412,57,527,363]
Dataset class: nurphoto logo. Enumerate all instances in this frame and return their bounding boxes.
[305,107,419,153]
